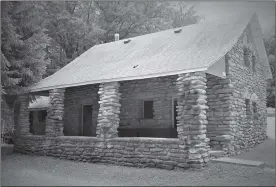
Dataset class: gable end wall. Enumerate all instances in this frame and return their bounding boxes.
[227,26,268,152]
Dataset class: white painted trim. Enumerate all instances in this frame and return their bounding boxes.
[171,96,178,128]
[30,67,208,92]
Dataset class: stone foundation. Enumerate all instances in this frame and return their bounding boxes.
[14,136,190,170]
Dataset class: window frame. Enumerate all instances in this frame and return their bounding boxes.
[243,46,251,67]
[245,99,250,116]
[38,110,47,123]
[171,96,178,128]
[252,55,256,72]
[252,102,257,113]
[81,104,93,136]
[142,100,154,119]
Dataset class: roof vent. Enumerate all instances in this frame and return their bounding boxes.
[124,39,131,44]
[174,29,182,34]
[114,33,119,41]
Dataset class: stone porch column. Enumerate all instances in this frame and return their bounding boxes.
[45,88,65,137]
[97,82,121,139]
[176,72,210,168]
[16,94,30,136]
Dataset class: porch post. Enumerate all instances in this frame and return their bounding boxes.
[17,94,30,136]
[176,72,210,168]
[45,88,65,137]
[97,82,121,139]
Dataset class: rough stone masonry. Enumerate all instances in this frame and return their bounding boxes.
[13,26,268,170]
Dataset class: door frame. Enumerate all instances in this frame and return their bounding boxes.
[81,104,93,136]
[171,96,178,128]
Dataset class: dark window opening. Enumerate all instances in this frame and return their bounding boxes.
[252,55,256,72]
[82,104,96,136]
[245,99,250,116]
[143,100,154,119]
[253,102,257,113]
[38,110,47,122]
[243,46,250,67]
[173,99,178,129]
[29,111,34,134]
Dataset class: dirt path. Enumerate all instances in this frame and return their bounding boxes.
[1,153,275,186]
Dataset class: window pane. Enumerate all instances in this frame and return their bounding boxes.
[245,99,250,115]
[252,102,257,113]
[144,101,153,119]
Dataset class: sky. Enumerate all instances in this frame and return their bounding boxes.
[194,1,275,37]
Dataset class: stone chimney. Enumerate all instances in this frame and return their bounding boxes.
[114,33,119,41]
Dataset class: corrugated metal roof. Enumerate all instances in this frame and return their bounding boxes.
[30,12,270,92]
[28,96,49,110]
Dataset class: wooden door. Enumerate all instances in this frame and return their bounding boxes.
[82,105,93,136]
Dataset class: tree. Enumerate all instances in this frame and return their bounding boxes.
[42,1,202,76]
[95,1,201,42]
[1,1,50,128]
[1,1,50,95]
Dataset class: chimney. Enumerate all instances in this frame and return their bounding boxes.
[114,33,119,41]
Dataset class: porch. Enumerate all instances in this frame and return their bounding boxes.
[14,71,231,169]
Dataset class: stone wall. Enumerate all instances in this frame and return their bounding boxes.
[46,88,65,137]
[119,75,178,128]
[176,72,210,168]
[63,84,99,136]
[14,136,189,170]
[206,73,234,151]
[227,27,268,152]
[63,76,178,136]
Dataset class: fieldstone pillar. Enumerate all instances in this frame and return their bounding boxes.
[97,82,121,139]
[45,88,65,137]
[17,94,30,136]
[176,72,210,168]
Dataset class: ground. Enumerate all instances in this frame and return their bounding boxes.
[1,114,275,186]
[1,153,275,186]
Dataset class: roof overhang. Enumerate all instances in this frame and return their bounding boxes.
[206,56,226,78]
[30,67,209,92]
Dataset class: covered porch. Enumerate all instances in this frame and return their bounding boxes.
[15,54,231,169]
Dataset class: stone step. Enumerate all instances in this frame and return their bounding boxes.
[209,150,226,158]
[210,157,265,168]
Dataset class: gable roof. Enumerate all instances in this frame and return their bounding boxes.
[30,12,271,92]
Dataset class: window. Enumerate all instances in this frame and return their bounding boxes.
[245,99,250,116]
[252,102,257,113]
[38,110,47,122]
[252,55,256,72]
[143,100,154,119]
[243,46,250,67]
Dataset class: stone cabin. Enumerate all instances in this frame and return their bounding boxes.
[14,13,272,170]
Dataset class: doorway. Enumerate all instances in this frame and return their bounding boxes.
[82,104,94,136]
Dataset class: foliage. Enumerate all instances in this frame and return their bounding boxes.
[1,2,50,95]
[1,1,202,124]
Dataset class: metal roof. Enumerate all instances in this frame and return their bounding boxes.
[30,12,271,92]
